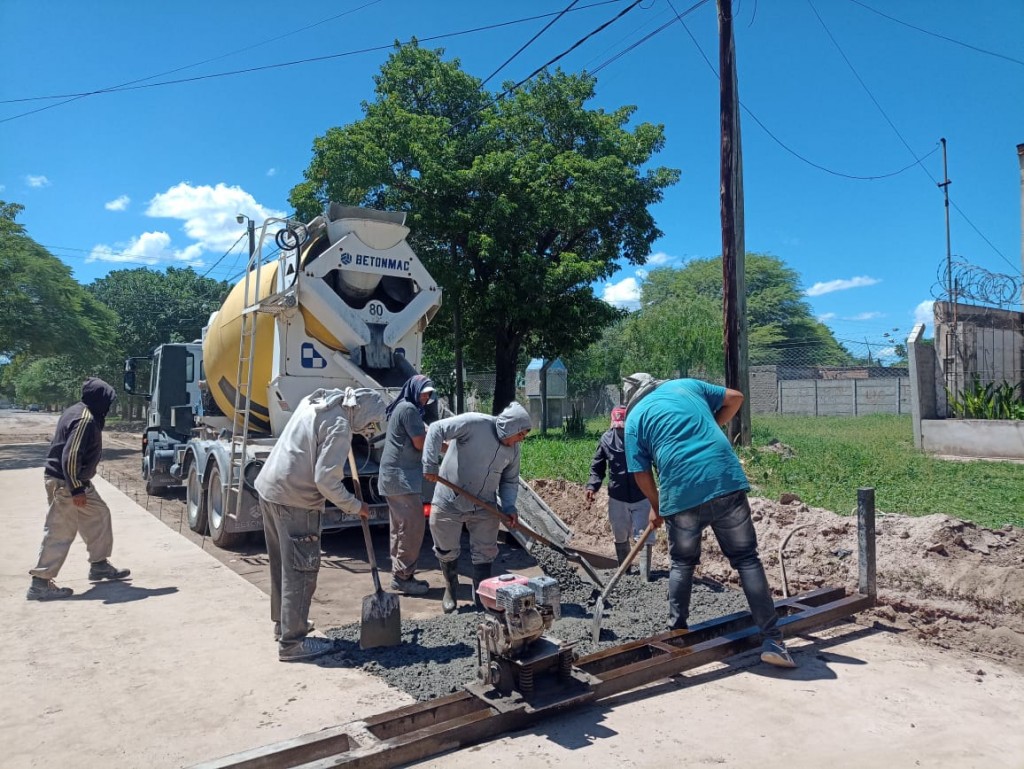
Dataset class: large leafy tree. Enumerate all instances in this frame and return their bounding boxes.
[87,267,230,358]
[0,201,118,363]
[291,44,678,412]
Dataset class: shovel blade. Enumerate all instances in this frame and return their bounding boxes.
[360,590,401,649]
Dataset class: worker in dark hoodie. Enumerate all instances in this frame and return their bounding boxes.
[28,377,130,600]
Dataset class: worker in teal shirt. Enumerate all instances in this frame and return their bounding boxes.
[622,373,797,668]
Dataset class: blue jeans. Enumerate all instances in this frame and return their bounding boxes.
[665,490,781,642]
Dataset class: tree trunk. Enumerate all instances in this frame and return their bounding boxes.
[492,332,520,415]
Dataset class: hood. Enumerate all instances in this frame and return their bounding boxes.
[494,401,531,439]
[81,378,117,420]
[385,374,435,419]
[308,387,386,433]
[623,372,663,415]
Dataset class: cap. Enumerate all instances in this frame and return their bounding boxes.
[610,406,626,428]
[421,385,437,403]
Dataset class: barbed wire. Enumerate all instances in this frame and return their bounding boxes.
[933,257,1022,309]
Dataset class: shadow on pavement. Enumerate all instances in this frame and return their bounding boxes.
[72,580,179,604]
[0,443,50,471]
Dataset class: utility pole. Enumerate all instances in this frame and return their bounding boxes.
[236,214,256,257]
[1017,143,1024,311]
[938,138,953,302]
[718,0,750,446]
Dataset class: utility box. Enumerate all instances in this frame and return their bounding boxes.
[525,358,567,429]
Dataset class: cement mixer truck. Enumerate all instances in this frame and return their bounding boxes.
[125,204,442,547]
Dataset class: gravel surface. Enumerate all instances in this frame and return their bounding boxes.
[322,545,747,701]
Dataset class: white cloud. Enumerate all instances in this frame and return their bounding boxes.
[88,231,174,265]
[0,184,6,192]
[266,168,277,177]
[635,268,649,281]
[817,312,837,321]
[602,277,641,308]
[804,275,880,297]
[87,182,285,267]
[105,195,131,212]
[877,346,897,359]
[26,174,50,188]
[645,251,676,268]
[846,311,883,321]
[912,299,935,335]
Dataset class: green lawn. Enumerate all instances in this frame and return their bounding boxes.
[521,414,1023,530]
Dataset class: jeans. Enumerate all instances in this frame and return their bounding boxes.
[665,490,781,641]
[260,498,321,649]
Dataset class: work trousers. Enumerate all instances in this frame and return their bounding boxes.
[664,490,781,641]
[30,477,114,580]
[430,503,499,566]
[607,496,655,545]
[260,498,321,649]
[387,492,426,580]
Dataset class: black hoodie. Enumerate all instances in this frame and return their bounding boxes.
[44,378,117,496]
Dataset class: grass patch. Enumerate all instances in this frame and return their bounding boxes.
[521,413,1023,529]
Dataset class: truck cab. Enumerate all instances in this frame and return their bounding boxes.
[124,342,203,495]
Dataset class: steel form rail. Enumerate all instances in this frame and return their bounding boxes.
[193,491,878,769]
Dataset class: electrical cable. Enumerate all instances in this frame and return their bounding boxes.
[481,0,581,86]
[201,233,247,278]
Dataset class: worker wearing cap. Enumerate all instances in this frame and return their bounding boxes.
[379,374,437,596]
[422,402,531,613]
[255,386,386,662]
[622,373,797,668]
[585,405,656,580]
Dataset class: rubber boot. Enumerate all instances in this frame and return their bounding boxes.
[440,560,460,614]
[639,544,653,582]
[614,541,632,573]
[472,562,492,609]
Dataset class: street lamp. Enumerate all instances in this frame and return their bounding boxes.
[236,214,255,257]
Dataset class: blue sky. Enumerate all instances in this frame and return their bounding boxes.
[2,0,1022,357]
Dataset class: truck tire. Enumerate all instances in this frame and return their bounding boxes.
[206,462,243,549]
[185,462,208,534]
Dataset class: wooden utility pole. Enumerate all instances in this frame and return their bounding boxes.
[718,0,750,445]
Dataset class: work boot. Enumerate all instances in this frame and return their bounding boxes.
[614,541,633,573]
[639,544,654,582]
[279,637,336,663]
[26,578,74,601]
[391,575,430,596]
[440,560,460,614]
[88,560,131,581]
[274,620,315,642]
[760,638,797,669]
[471,562,492,609]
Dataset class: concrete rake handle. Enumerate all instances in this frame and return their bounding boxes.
[348,449,383,594]
[600,522,656,603]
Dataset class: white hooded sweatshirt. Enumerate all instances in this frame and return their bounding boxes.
[254,388,385,513]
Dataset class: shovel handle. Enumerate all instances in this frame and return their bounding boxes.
[599,522,655,600]
[434,475,560,549]
[349,450,382,594]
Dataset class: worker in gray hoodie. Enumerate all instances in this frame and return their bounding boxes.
[254,387,386,662]
[422,402,531,613]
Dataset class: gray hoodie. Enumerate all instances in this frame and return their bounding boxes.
[422,401,531,515]
[254,387,386,513]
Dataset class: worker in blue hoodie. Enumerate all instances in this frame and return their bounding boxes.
[28,377,130,601]
[422,401,531,612]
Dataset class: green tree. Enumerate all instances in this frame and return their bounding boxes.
[290,44,678,412]
[87,267,230,357]
[10,355,88,408]
[0,201,118,363]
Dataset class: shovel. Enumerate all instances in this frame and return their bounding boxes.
[349,450,401,650]
[433,475,608,590]
[591,522,655,644]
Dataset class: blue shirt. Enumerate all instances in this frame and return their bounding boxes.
[624,379,749,515]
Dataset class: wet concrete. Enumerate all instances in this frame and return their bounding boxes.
[324,542,748,701]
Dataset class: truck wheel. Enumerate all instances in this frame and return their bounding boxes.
[207,463,243,548]
[186,462,208,534]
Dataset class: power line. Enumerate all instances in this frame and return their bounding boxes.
[846,0,1024,68]
[665,0,941,180]
[201,234,247,278]
[0,1,625,125]
[481,0,581,86]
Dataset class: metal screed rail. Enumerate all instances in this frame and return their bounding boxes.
[193,489,878,769]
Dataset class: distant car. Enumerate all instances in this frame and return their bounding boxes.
[28,404,41,412]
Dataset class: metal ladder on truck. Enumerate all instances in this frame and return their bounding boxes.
[228,220,304,524]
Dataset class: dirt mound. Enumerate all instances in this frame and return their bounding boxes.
[530,478,1024,672]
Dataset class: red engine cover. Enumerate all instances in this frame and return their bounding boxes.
[475,573,529,612]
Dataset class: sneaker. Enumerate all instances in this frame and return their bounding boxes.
[273,620,315,641]
[26,579,74,601]
[760,638,797,668]
[88,560,131,581]
[279,637,336,662]
[390,575,430,596]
